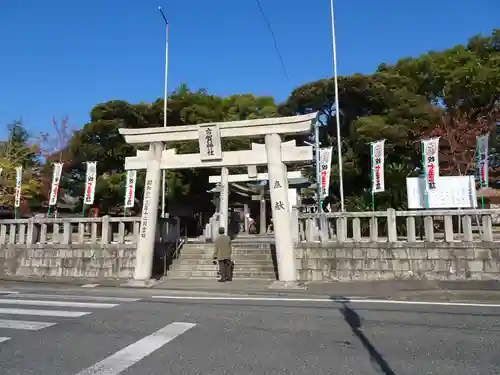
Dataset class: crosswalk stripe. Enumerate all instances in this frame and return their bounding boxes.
[0,337,10,343]
[81,284,99,288]
[0,319,56,330]
[75,322,196,375]
[0,308,90,317]
[5,294,140,302]
[0,299,117,309]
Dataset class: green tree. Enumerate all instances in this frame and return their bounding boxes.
[0,121,41,211]
[379,29,500,114]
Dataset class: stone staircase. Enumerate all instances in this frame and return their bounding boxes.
[166,235,277,280]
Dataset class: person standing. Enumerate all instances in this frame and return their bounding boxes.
[213,227,233,282]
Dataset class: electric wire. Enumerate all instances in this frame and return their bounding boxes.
[254,0,289,80]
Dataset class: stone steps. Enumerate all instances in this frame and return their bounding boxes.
[166,270,276,279]
[174,263,276,272]
[166,242,277,280]
[179,249,273,256]
[177,254,274,261]
[172,258,273,267]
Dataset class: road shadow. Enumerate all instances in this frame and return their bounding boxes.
[339,302,396,375]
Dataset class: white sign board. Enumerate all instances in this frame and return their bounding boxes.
[298,205,319,214]
[406,176,477,209]
[198,124,222,161]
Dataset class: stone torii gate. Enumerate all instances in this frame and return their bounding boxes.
[209,168,303,234]
[119,113,316,288]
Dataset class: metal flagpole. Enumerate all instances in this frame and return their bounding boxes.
[330,0,345,212]
[159,6,169,218]
[315,123,321,214]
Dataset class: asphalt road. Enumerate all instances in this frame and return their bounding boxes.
[0,284,499,374]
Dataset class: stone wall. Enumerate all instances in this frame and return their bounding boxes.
[0,215,186,281]
[295,242,500,281]
[0,243,136,279]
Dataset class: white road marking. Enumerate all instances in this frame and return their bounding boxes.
[0,291,19,294]
[344,298,500,308]
[0,319,56,331]
[0,337,10,344]
[151,295,368,302]
[151,295,500,308]
[5,293,140,302]
[0,308,90,317]
[81,284,99,288]
[74,322,196,375]
[0,299,117,309]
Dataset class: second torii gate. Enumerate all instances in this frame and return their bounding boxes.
[209,168,303,234]
[119,113,316,288]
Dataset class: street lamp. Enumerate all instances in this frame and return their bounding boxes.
[158,6,169,218]
[330,0,345,212]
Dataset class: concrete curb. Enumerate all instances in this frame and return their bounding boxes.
[1,277,499,300]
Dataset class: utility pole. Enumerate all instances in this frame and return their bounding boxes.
[330,0,345,211]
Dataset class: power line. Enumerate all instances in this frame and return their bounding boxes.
[254,0,289,80]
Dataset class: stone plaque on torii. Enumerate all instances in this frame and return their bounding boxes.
[119,113,316,288]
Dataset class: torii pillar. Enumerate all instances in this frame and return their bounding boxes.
[133,142,163,281]
[265,133,296,283]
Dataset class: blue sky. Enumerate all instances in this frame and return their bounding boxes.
[0,0,498,139]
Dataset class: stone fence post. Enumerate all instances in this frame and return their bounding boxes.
[386,208,397,242]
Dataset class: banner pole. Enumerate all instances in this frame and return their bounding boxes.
[421,141,429,209]
[370,142,375,211]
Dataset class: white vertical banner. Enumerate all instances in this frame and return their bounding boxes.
[84,162,97,205]
[48,163,64,206]
[14,166,22,208]
[318,147,333,199]
[371,139,385,193]
[476,134,489,188]
[124,170,137,208]
[422,137,440,191]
